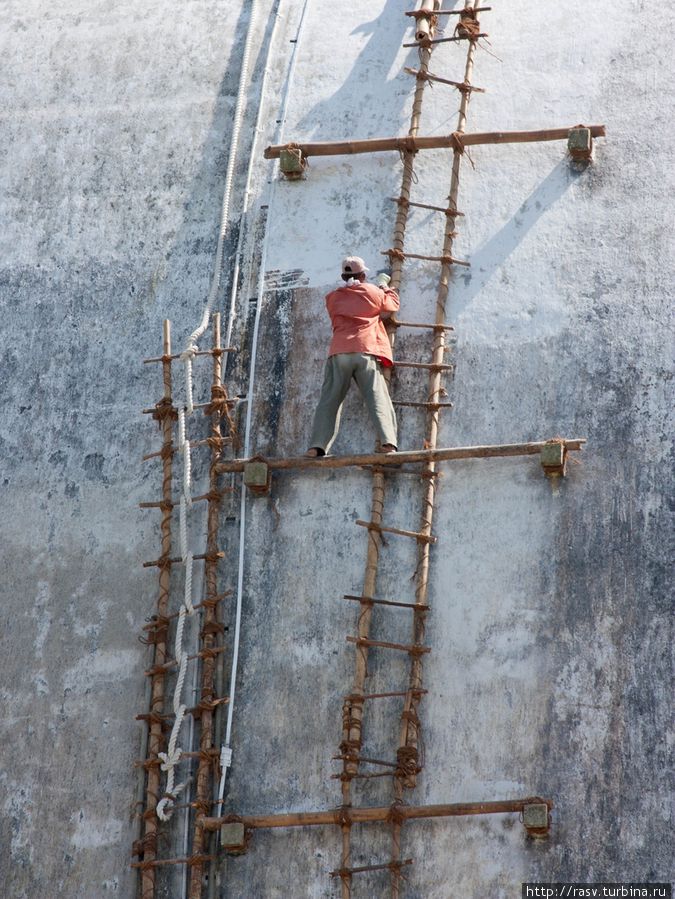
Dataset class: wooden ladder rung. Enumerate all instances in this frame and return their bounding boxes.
[390,319,454,331]
[388,196,465,216]
[394,361,454,372]
[330,859,414,877]
[346,636,431,655]
[343,594,430,611]
[382,249,470,268]
[143,551,225,568]
[355,519,437,544]
[344,688,428,701]
[393,400,454,409]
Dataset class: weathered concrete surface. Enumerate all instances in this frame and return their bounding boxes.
[220,0,673,897]
[1,0,672,898]
[0,1,279,896]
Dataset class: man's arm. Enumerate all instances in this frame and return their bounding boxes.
[379,286,400,319]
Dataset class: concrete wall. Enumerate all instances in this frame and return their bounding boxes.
[1,1,671,898]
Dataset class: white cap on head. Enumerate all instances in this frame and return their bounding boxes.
[341,255,369,276]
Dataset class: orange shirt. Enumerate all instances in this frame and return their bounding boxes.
[325,282,400,363]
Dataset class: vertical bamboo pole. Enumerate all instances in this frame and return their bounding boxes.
[140,320,174,899]
[189,314,225,899]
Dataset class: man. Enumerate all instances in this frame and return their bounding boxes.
[306,255,399,457]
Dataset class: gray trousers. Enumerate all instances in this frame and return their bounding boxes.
[308,353,398,452]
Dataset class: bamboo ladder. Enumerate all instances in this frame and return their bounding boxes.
[336,3,487,895]
[133,314,237,899]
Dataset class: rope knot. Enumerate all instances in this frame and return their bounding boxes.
[180,344,199,363]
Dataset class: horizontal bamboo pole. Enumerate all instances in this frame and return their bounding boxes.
[215,439,586,474]
[405,6,491,16]
[406,32,488,48]
[264,126,606,159]
[202,798,553,831]
[143,348,236,364]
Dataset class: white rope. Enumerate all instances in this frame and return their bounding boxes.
[156,409,196,822]
[157,0,261,818]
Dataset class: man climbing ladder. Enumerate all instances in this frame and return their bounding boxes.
[306,255,400,457]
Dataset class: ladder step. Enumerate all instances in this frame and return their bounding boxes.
[355,520,437,544]
[388,195,465,216]
[403,67,486,94]
[382,248,471,267]
[404,33,488,48]
[394,361,454,372]
[344,689,427,701]
[143,551,225,568]
[343,594,430,611]
[330,859,414,878]
[390,319,454,331]
[393,400,453,409]
[346,636,431,655]
[405,6,491,17]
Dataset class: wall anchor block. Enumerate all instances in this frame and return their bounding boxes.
[279,147,307,179]
[220,822,247,853]
[540,441,567,478]
[244,460,271,495]
[568,126,593,161]
[522,802,550,839]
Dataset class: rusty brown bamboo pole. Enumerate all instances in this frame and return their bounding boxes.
[139,319,174,899]
[202,797,553,831]
[263,125,606,159]
[215,440,585,474]
[189,314,226,899]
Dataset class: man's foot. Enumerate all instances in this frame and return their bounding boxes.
[305,447,325,458]
[377,444,397,454]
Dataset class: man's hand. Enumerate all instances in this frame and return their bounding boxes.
[375,270,392,288]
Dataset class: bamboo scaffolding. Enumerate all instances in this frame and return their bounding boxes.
[202,797,553,831]
[214,440,585,474]
[139,320,174,899]
[337,5,441,895]
[264,125,606,160]
[390,7,479,891]
[189,314,228,899]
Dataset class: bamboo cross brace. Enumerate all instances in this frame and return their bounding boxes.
[264,125,606,160]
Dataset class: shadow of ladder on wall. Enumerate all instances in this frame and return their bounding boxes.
[210,2,599,898]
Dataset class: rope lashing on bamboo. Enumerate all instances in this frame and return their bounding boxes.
[455,7,481,40]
